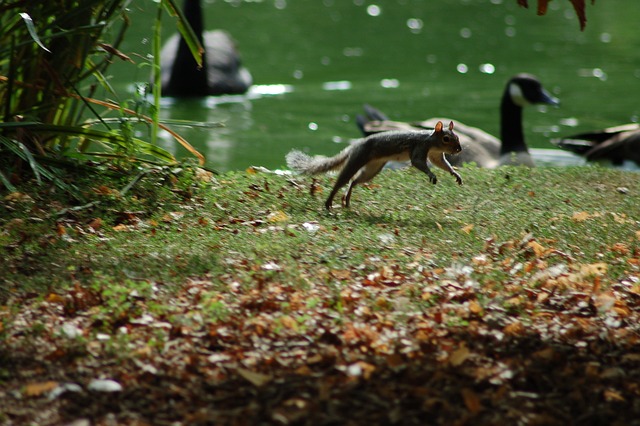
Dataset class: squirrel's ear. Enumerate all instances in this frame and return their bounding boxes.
[449,121,454,131]
[435,121,443,132]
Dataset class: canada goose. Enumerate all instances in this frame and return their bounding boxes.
[552,123,640,166]
[160,0,252,97]
[356,74,559,168]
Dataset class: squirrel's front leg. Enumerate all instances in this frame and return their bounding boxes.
[430,152,463,185]
[410,150,438,184]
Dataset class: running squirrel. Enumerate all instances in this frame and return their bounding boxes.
[286,120,463,210]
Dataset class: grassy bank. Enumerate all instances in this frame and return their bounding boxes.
[1,165,639,424]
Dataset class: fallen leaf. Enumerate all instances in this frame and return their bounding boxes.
[346,361,376,379]
[609,243,629,255]
[468,301,483,315]
[46,293,65,304]
[386,353,404,368]
[237,368,272,387]
[268,210,289,223]
[262,261,282,271]
[450,343,471,367]
[88,218,103,230]
[24,381,59,397]
[461,388,483,413]
[603,388,625,402]
[580,262,607,276]
[527,240,546,257]
[280,315,298,330]
[594,292,616,313]
[461,224,474,234]
[572,211,591,222]
[503,320,525,336]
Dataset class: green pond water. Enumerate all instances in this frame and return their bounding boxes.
[109,0,640,171]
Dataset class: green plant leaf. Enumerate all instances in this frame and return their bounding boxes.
[18,13,51,53]
[0,135,77,194]
[6,123,177,164]
[161,0,204,67]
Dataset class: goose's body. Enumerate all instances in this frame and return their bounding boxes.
[552,123,640,166]
[161,0,252,97]
[357,74,559,168]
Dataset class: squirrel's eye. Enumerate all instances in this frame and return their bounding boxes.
[443,136,450,143]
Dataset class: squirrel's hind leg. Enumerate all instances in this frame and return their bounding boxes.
[326,167,359,210]
[342,161,386,208]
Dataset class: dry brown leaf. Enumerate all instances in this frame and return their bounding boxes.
[461,224,474,234]
[594,292,616,313]
[280,315,297,330]
[580,262,607,276]
[386,353,404,368]
[23,381,59,397]
[46,293,65,304]
[346,361,376,379]
[503,320,525,336]
[237,368,272,387]
[468,301,483,315]
[603,388,625,402]
[450,343,471,367]
[88,218,102,231]
[461,388,483,413]
[527,241,546,257]
[267,210,289,223]
[571,211,600,222]
[533,347,556,360]
[331,269,352,280]
[610,243,629,255]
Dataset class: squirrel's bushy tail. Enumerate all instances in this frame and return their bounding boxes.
[286,147,351,175]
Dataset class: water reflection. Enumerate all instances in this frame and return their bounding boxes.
[322,81,352,91]
[110,0,639,172]
[157,84,292,169]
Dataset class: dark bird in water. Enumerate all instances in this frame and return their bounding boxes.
[160,0,252,97]
[356,74,559,168]
[552,123,640,167]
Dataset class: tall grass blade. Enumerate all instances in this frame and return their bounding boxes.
[0,170,16,192]
[18,13,51,53]
[161,0,204,68]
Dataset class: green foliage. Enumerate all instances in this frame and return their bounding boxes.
[0,0,205,194]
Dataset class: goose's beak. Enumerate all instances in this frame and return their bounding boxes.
[539,88,560,106]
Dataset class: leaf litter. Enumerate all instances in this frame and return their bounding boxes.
[0,167,639,425]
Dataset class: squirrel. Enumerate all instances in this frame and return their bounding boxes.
[286,120,463,210]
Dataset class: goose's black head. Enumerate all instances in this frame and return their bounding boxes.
[507,74,560,108]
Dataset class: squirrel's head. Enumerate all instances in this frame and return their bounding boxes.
[434,121,462,154]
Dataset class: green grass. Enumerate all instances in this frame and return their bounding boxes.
[1,165,639,424]
[1,164,637,295]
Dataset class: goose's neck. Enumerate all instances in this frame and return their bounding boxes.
[183,0,205,41]
[499,91,527,156]
[169,0,208,95]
